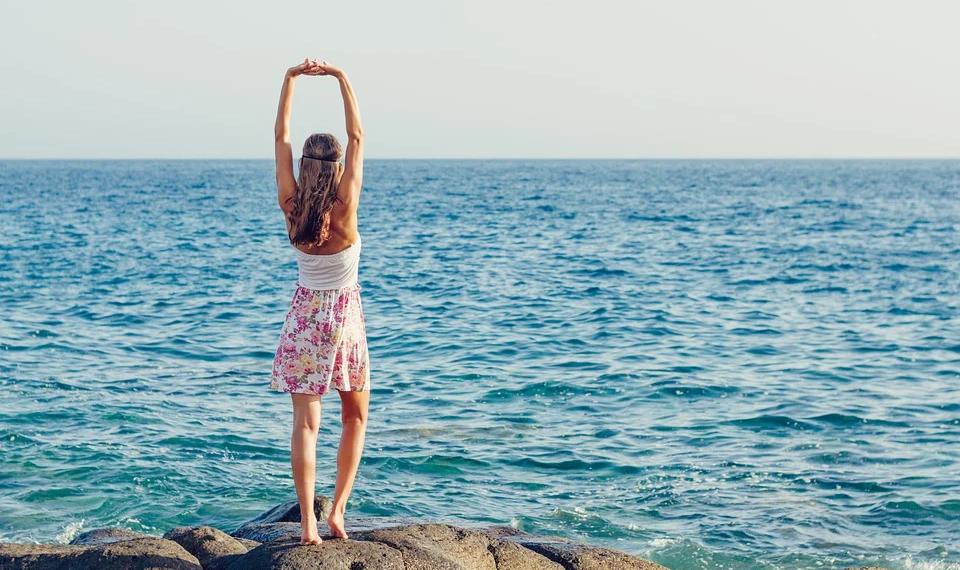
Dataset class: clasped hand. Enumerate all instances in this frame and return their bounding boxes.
[287,58,343,78]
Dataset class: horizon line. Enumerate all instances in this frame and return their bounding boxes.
[3,156,960,161]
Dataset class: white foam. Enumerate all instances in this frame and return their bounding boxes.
[902,558,960,570]
[648,537,680,548]
[54,519,85,544]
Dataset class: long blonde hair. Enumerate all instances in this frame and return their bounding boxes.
[288,133,344,247]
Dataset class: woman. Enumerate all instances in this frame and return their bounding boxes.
[270,58,368,545]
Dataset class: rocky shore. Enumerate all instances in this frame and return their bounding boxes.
[0,497,892,570]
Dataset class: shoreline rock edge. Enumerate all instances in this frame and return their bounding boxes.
[0,497,894,570]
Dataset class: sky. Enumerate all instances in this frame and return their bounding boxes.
[1,0,958,159]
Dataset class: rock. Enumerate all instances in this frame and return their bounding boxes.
[230,522,302,544]
[345,516,427,533]
[230,497,334,543]
[70,538,202,570]
[69,527,152,546]
[841,568,894,570]
[163,526,249,570]
[230,516,419,544]
[492,529,670,570]
[357,524,498,570]
[1,502,668,570]
[225,515,662,570]
[225,537,404,570]
[0,544,87,570]
[235,496,332,528]
[486,526,520,537]
[486,538,565,570]
[233,538,261,550]
[0,537,201,570]
[355,523,563,569]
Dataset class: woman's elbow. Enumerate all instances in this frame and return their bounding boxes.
[348,128,364,143]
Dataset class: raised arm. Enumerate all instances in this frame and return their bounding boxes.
[316,62,364,214]
[274,59,319,213]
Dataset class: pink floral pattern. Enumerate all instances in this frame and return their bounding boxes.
[271,282,370,395]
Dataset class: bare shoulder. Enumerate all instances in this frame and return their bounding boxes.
[332,173,361,217]
[329,206,359,239]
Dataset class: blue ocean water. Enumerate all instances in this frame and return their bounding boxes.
[0,159,958,570]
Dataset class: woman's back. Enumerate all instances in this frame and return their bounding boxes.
[293,233,361,290]
[288,206,359,256]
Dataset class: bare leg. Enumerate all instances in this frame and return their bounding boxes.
[290,392,323,545]
[327,389,370,539]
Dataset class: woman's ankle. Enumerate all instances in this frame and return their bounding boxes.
[301,505,318,522]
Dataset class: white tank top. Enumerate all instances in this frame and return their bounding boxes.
[294,236,361,290]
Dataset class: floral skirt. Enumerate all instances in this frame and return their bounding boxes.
[271,282,370,395]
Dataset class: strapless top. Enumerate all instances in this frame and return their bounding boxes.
[294,236,361,290]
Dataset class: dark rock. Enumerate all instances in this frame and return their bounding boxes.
[225,537,404,570]
[231,497,334,543]
[0,537,201,570]
[492,530,670,570]
[230,516,420,545]
[344,516,428,533]
[486,525,521,538]
[233,538,261,550]
[1,503,668,570]
[225,520,570,570]
[226,515,661,570]
[69,527,151,546]
[357,524,497,570]
[487,538,565,570]
[230,522,302,543]
[163,526,249,570]
[355,523,562,569]
[235,496,332,528]
[70,538,202,570]
[0,544,87,570]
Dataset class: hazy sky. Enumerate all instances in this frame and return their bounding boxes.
[1,1,958,159]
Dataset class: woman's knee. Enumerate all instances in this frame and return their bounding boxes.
[338,390,369,426]
[341,407,367,427]
[291,395,322,432]
[294,415,321,432]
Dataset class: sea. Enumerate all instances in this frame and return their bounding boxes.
[0,159,958,570]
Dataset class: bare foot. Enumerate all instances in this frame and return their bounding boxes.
[327,509,348,539]
[300,513,323,545]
